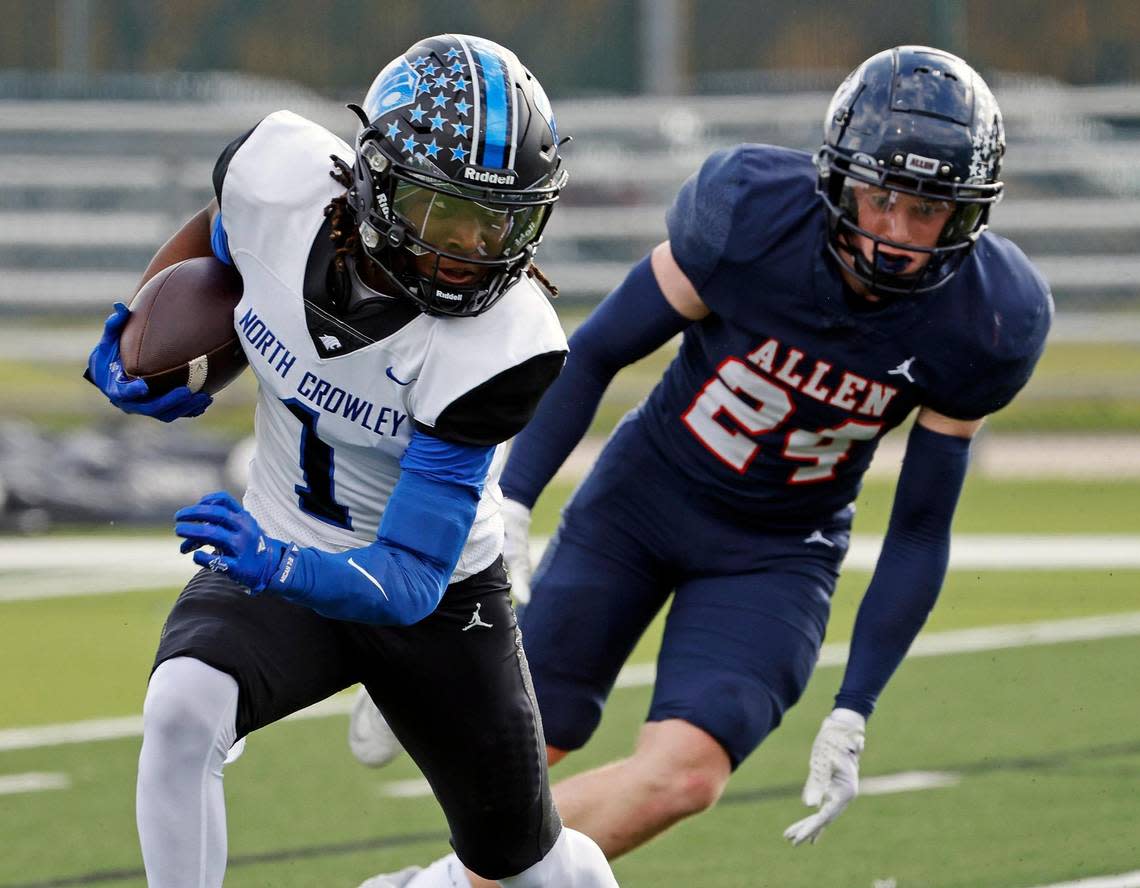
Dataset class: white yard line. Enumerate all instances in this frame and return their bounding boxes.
[2,534,1139,602]
[1024,872,1140,888]
[2,612,1138,754]
[0,771,70,795]
[379,769,963,800]
[859,770,960,795]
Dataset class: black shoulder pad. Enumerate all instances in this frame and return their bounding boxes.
[212,122,261,204]
[417,350,567,446]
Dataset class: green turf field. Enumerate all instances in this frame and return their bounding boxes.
[3,319,1138,887]
[7,334,1140,435]
[1,476,1138,888]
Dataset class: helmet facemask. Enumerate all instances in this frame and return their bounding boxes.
[818,148,1000,298]
[351,138,561,316]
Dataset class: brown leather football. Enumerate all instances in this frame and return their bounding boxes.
[120,256,248,396]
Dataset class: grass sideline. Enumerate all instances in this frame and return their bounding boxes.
[4,336,1140,435]
[1,476,1137,885]
[0,636,1135,887]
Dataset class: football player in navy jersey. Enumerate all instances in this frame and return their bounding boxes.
[356,45,1052,886]
[85,34,618,888]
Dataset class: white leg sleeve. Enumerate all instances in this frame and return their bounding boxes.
[499,828,618,888]
[137,657,239,888]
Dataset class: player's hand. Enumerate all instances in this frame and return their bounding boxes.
[86,302,212,422]
[501,498,533,606]
[174,491,288,593]
[783,708,866,846]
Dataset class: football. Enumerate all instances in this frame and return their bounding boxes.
[120,256,248,396]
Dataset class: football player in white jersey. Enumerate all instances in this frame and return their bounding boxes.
[85,34,617,888]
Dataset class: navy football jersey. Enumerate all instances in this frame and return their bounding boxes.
[636,145,1052,522]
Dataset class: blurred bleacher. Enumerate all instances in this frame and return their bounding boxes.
[1,75,1139,343]
[1,75,1138,529]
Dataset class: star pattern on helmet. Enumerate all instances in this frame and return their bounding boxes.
[969,118,1000,182]
[376,42,485,169]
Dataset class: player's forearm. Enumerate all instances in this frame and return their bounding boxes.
[501,255,690,506]
[835,423,971,715]
[267,470,482,625]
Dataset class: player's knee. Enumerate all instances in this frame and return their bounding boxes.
[627,722,732,817]
[675,763,728,813]
[531,682,604,753]
[638,756,727,818]
[141,658,237,765]
[499,828,616,888]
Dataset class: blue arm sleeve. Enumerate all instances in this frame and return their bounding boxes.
[265,431,494,625]
[210,213,234,266]
[834,423,972,717]
[499,255,690,507]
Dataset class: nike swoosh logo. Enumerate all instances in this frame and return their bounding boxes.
[348,557,389,600]
[386,367,415,386]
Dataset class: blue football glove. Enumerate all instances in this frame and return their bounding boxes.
[174,491,289,593]
[86,302,213,422]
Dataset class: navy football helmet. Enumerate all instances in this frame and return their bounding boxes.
[344,34,568,316]
[816,46,1005,296]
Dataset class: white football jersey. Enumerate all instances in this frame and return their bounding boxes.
[218,111,567,580]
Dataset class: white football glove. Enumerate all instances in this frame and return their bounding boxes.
[783,707,866,846]
[501,498,534,606]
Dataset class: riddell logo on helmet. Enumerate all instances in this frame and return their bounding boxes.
[462,166,518,186]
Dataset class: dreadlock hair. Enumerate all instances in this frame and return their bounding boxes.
[325,156,359,279]
[527,262,559,298]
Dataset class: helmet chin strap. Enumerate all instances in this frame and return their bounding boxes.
[342,254,401,316]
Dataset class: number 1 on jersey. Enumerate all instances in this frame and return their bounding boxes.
[284,399,353,530]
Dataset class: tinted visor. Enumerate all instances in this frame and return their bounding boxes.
[393,181,548,262]
[836,159,989,247]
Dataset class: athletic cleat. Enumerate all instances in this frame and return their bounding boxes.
[356,865,423,888]
[348,685,406,768]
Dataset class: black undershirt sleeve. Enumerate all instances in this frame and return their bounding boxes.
[415,350,568,447]
[212,123,261,204]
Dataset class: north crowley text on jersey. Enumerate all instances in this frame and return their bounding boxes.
[239,308,409,439]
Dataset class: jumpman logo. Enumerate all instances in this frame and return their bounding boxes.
[888,356,917,384]
[803,530,835,548]
[462,602,494,631]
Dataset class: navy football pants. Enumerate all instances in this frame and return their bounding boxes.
[519,419,850,768]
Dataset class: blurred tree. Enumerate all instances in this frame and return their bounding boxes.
[3,0,1137,95]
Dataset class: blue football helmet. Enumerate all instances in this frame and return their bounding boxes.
[344,34,568,316]
[816,45,1005,297]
